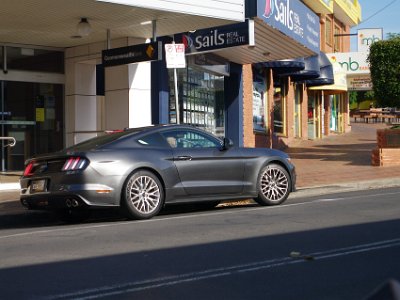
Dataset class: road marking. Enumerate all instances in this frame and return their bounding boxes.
[1,190,400,240]
[48,238,400,300]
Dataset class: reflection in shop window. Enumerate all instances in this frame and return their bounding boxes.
[169,66,225,137]
[273,79,286,135]
[253,68,267,132]
[0,47,3,70]
[6,46,64,73]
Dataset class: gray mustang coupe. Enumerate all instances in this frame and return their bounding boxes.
[20,125,296,220]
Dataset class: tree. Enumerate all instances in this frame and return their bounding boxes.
[387,32,400,39]
[367,36,400,108]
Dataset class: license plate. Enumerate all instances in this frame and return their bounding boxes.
[30,180,46,193]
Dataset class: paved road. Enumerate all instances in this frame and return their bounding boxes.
[1,188,400,299]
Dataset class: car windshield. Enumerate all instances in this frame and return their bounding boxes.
[66,129,141,151]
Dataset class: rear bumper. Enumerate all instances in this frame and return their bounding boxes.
[20,181,121,210]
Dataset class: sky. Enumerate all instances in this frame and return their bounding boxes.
[350,0,400,50]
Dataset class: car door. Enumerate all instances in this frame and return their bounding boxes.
[161,129,244,196]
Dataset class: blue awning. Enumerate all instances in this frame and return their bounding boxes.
[282,55,320,81]
[262,52,334,85]
[305,52,334,86]
[261,58,305,74]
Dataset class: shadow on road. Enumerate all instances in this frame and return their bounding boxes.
[0,200,257,230]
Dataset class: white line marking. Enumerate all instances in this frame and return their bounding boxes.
[48,238,400,300]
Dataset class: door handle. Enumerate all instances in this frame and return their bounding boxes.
[175,156,192,161]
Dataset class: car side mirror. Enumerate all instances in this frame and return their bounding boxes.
[221,138,234,151]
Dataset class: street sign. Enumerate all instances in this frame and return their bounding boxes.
[165,43,186,69]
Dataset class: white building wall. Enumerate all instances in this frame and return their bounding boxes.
[97,0,245,21]
[65,37,150,146]
[128,62,152,128]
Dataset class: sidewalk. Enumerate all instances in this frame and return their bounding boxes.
[1,122,400,202]
[287,122,400,197]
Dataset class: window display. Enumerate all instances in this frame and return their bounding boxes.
[169,65,225,137]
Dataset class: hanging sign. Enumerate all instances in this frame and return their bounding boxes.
[174,20,254,54]
[102,41,162,67]
[165,43,186,68]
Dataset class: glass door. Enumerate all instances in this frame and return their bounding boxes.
[0,81,64,171]
[294,84,302,138]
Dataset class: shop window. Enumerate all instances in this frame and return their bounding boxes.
[273,79,287,135]
[334,25,341,52]
[253,68,268,132]
[169,65,225,137]
[0,47,3,70]
[6,46,64,73]
[325,18,333,47]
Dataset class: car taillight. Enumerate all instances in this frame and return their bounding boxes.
[62,157,87,171]
[23,162,35,177]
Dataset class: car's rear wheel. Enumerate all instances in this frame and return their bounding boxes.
[122,170,164,220]
[254,163,291,206]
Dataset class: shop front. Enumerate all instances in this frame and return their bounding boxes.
[151,21,255,146]
[309,60,348,135]
[0,46,64,171]
[168,55,227,137]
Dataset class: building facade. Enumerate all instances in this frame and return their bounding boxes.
[0,0,361,173]
[241,0,362,149]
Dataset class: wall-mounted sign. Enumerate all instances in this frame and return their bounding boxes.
[357,28,383,52]
[348,76,373,91]
[257,0,320,54]
[174,20,254,55]
[36,108,45,122]
[165,43,186,68]
[327,52,370,75]
[102,41,162,67]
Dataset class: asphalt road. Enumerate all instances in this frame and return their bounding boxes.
[1,187,400,300]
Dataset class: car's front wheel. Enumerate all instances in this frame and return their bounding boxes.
[254,163,291,206]
[122,170,164,220]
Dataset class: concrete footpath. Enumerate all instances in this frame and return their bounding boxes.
[1,122,399,203]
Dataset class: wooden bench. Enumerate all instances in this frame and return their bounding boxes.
[364,115,378,123]
[352,114,362,122]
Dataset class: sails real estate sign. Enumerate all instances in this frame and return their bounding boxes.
[257,0,320,53]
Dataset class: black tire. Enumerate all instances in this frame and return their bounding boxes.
[254,163,291,206]
[122,170,164,220]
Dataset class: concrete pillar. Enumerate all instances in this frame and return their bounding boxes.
[105,62,151,130]
[65,61,99,146]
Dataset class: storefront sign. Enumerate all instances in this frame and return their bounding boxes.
[357,28,383,52]
[165,43,186,68]
[348,76,373,91]
[327,52,369,75]
[258,0,320,53]
[174,20,254,54]
[102,42,162,67]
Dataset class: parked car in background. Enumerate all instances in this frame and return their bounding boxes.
[20,125,296,221]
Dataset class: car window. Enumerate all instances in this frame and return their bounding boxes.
[137,133,168,147]
[66,129,142,151]
[162,130,221,149]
